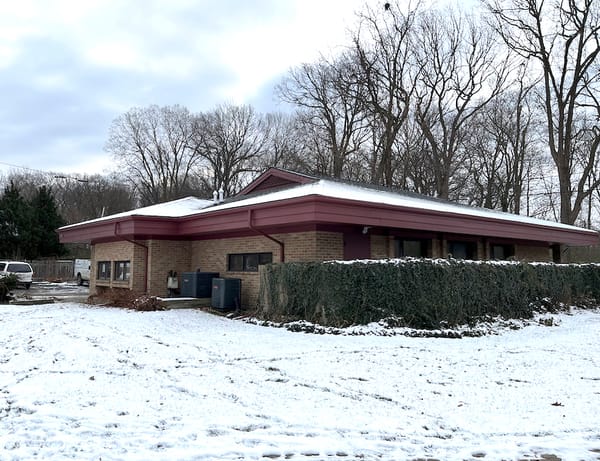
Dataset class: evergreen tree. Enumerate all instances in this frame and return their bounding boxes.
[0,181,32,259]
[30,186,66,258]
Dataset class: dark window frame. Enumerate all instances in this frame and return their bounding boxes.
[97,261,111,280]
[448,241,478,260]
[491,243,515,260]
[227,252,273,272]
[395,238,430,258]
[113,260,131,281]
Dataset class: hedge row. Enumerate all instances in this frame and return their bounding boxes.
[257,259,600,329]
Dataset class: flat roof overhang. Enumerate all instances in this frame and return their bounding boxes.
[59,194,599,246]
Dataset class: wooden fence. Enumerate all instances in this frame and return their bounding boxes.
[29,260,75,281]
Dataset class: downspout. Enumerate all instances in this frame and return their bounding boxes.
[247,209,285,262]
[114,222,149,293]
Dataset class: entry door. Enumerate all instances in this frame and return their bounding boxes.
[343,232,371,260]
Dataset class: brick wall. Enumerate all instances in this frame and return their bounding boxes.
[146,240,191,296]
[91,240,194,297]
[190,231,344,308]
[315,231,344,260]
[515,244,552,262]
[90,230,555,306]
[91,241,140,293]
[370,235,391,259]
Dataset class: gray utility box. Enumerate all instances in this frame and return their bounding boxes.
[180,272,220,298]
[211,278,241,311]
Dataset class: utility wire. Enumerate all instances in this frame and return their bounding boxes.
[0,161,88,182]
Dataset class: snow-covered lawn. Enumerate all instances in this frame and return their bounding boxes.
[0,303,599,461]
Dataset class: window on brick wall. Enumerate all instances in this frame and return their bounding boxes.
[448,241,477,260]
[228,252,272,272]
[491,244,514,260]
[97,261,111,280]
[395,238,430,258]
[114,260,131,281]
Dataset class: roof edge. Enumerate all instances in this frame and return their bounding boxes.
[236,168,317,196]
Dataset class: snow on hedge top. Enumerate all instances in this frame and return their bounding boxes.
[61,178,595,234]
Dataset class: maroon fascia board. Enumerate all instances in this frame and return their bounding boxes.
[59,194,599,246]
[309,196,598,245]
[236,168,316,196]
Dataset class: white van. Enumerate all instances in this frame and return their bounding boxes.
[74,259,91,286]
[0,261,34,289]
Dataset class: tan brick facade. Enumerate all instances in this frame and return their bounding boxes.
[146,240,191,296]
[92,241,142,293]
[189,231,344,307]
[371,235,391,259]
[514,244,552,262]
[89,230,555,308]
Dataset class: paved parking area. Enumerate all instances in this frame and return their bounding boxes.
[10,281,89,304]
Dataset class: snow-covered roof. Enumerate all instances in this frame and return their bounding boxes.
[59,196,214,230]
[200,179,595,234]
[59,177,596,236]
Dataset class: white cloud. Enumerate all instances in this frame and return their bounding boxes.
[0,0,374,177]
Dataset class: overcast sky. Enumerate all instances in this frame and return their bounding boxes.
[0,0,372,178]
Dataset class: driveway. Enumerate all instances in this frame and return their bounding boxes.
[11,281,89,304]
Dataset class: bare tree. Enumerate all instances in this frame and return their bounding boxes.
[461,67,541,212]
[352,1,419,186]
[190,104,268,196]
[413,6,509,199]
[486,0,600,224]
[277,54,368,178]
[53,174,137,225]
[392,117,437,194]
[106,105,201,206]
[258,112,308,173]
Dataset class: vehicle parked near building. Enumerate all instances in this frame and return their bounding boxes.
[74,259,90,286]
[0,261,34,289]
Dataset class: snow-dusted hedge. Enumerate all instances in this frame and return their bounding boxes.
[257,259,600,329]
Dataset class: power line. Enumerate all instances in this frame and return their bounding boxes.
[0,161,88,182]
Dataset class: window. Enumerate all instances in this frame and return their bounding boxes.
[491,244,514,260]
[97,261,111,280]
[228,253,272,272]
[395,239,429,258]
[6,263,32,273]
[114,261,131,281]
[448,241,477,260]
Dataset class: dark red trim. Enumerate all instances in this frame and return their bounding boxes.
[248,209,285,262]
[236,168,316,196]
[59,193,599,247]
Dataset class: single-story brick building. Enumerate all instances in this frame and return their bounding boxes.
[58,168,599,307]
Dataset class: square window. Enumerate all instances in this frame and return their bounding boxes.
[448,241,477,260]
[97,261,111,280]
[244,254,259,271]
[228,254,244,272]
[491,244,514,260]
[258,253,273,265]
[114,261,130,281]
[395,239,428,258]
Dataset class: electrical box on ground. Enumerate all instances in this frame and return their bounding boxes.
[211,278,241,311]
[180,272,220,298]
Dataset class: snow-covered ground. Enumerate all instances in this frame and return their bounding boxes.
[0,303,599,461]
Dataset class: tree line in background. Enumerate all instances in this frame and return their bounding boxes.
[0,182,65,259]
[1,0,600,252]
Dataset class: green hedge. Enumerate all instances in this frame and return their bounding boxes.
[257,259,600,329]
